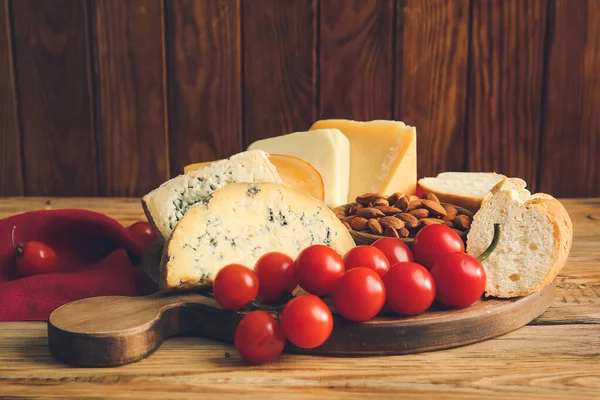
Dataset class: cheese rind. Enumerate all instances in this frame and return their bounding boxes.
[247,129,350,207]
[142,150,283,240]
[161,182,355,291]
[310,120,417,202]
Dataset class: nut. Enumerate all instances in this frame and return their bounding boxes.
[406,198,422,211]
[398,227,410,238]
[420,218,445,227]
[453,215,471,230]
[409,208,429,219]
[356,207,385,219]
[384,227,399,238]
[375,206,402,216]
[421,192,440,203]
[379,216,405,230]
[396,213,419,229]
[368,218,384,235]
[409,195,421,202]
[356,193,383,205]
[421,199,447,218]
[395,196,409,212]
[342,221,351,230]
[443,221,454,227]
[387,192,404,206]
[343,215,356,224]
[350,217,369,231]
[335,212,346,220]
[443,204,458,221]
[373,198,389,207]
[349,203,363,215]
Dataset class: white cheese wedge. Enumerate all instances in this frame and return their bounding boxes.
[142,150,283,240]
[160,182,355,291]
[310,120,417,202]
[247,129,350,207]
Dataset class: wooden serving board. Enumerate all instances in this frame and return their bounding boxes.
[47,242,556,367]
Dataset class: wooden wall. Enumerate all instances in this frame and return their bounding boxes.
[0,0,598,198]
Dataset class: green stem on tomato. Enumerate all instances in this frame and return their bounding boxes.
[11,226,23,256]
[476,223,501,263]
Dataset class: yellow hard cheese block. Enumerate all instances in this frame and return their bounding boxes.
[310,119,417,202]
[184,154,325,202]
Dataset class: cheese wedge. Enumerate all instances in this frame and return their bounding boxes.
[142,150,283,240]
[161,182,355,291]
[184,154,325,202]
[310,120,417,202]
[247,129,350,207]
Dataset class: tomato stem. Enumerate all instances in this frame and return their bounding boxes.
[476,223,501,263]
[11,226,24,256]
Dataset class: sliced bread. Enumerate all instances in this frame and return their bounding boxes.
[466,178,573,298]
[418,172,506,213]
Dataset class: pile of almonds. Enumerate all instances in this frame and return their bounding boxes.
[334,192,472,239]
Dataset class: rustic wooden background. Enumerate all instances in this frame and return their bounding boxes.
[0,0,598,198]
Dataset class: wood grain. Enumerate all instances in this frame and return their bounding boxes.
[538,0,600,198]
[319,0,394,120]
[397,0,469,178]
[93,0,169,196]
[166,0,242,175]
[11,0,97,196]
[467,0,548,191]
[243,0,317,144]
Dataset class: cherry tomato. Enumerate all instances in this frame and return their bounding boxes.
[412,225,464,270]
[430,252,486,308]
[343,245,390,277]
[234,311,286,365]
[280,294,333,348]
[213,264,259,310]
[254,252,296,301]
[294,245,345,296]
[383,262,435,316]
[12,226,58,277]
[371,237,414,265]
[332,267,386,322]
[128,221,157,245]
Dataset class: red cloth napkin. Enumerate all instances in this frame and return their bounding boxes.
[0,209,151,322]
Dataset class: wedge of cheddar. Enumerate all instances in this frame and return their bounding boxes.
[247,129,350,207]
[142,150,283,240]
[184,154,325,202]
[310,120,417,203]
[160,182,355,291]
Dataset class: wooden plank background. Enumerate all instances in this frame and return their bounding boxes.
[0,0,598,198]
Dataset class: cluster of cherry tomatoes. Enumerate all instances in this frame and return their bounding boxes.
[213,224,490,365]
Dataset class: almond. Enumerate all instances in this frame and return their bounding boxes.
[342,221,351,230]
[343,215,356,224]
[409,195,420,202]
[368,218,384,235]
[420,218,445,227]
[406,198,422,211]
[356,207,385,219]
[379,216,405,230]
[335,211,346,220]
[384,227,399,238]
[350,216,369,231]
[387,192,404,206]
[396,213,419,229]
[356,193,383,205]
[443,221,454,227]
[373,198,389,207]
[409,208,429,219]
[421,192,440,203]
[443,204,458,221]
[421,199,447,218]
[349,203,363,215]
[453,215,471,230]
[398,227,410,238]
[395,196,409,212]
[375,206,402,216]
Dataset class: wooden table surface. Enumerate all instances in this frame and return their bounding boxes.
[0,197,599,399]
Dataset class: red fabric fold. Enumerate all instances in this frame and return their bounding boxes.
[0,209,149,322]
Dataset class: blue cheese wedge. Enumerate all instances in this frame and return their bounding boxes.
[160,182,356,291]
[142,150,283,240]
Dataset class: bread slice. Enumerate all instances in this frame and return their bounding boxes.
[418,172,506,213]
[466,178,573,298]
[142,150,283,240]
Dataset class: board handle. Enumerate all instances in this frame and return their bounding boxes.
[47,292,240,367]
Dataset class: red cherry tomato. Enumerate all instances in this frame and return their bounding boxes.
[254,252,296,301]
[234,311,286,365]
[371,237,414,265]
[343,245,390,277]
[12,226,58,277]
[332,267,386,322]
[412,225,465,270]
[213,264,259,310]
[128,221,157,245]
[294,245,345,296]
[383,262,436,316]
[280,294,333,349]
[430,253,486,308]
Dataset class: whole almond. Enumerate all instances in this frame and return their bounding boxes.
[349,203,363,215]
[421,192,440,203]
[396,213,419,229]
[384,227,400,238]
[443,221,454,227]
[335,211,346,220]
[409,208,429,219]
[375,205,402,216]
[379,216,405,230]
[356,193,382,205]
[453,215,471,230]
[443,204,458,221]
[398,227,410,238]
[387,192,404,206]
[356,207,385,219]
[343,215,356,224]
[373,198,389,207]
[420,218,445,227]
[406,198,422,211]
[342,221,351,230]
[421,199,447,218]
[368,218,384,235]
[350,216,369,231]
[395,196,409,212]
[409,195,420,202]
